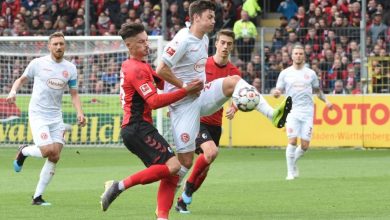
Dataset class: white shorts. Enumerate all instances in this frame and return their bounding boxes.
[29,115,65,147]
[170,78,228,153]
[285,112,313,141]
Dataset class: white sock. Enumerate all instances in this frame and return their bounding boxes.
[33,160,56,199]
[294,145,306,164]
[255,94,274,120]
[175,165,189,193]
[118,181,125,191]
[286,144,296,175]
[22,145,43,158]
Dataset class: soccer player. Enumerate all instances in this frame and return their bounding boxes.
[175,29,241,213]
[99,23,203,220]
[7,32,86,205]
[156,0,292,208]
[271,44,333,180]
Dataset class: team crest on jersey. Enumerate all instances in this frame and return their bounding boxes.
[140,83,152,96]
[287,128,294,134]
[194,58,207,73]
[62,70,69,78]
[180,133,190,143]
[41,132,48,140]
[304,74,310,80]
[166,47,176,56]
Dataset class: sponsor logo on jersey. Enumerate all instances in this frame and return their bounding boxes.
[194,58,207,73]
[40,132,48,140]
[47,78,66,90]
[181,133,190,143]
[140,83,152,96]
[62,70,69,78]
[43,68,52,72]
[166,47,176,56]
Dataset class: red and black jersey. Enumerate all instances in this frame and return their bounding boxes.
[120,58,187,131]
[200,56,241,126]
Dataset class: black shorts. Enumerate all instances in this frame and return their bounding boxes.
[195,123,222,154]
[121,123,175,167]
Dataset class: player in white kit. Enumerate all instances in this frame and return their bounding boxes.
[272,44,333,180]
[156,0,292,204]
[7,32,86,205]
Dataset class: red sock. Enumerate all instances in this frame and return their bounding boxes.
[123,164,170,189]
[187,154,210,184]
[193,167,209,192]
[157,175,179,219]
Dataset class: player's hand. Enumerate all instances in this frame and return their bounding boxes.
[326,101,333,110]
[184,79,203,95]
[6,90,16,104]
[225,105,238,120]
[271,88,281,98]
[77,113,86,127]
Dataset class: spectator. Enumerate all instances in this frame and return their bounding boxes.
[233,10,257,63]
[252,77,261,92]
[277,0,298,20]
[333,79,347,94]
[96,12,111,35]
[243,0,261,24]
[369,11,387,44]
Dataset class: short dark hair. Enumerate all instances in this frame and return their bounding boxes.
[118,23,145,40]
[48,31,65,42]
[189,0,216,22]
[216,29,235,41]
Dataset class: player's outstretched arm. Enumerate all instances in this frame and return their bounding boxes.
[145,79,203,109]
[69,89,86,127]
[156,61,184,88]
[313,87,333,110]
[6,75,28,104]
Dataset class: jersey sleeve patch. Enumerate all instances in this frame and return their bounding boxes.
[166,47,176,57]
[139,83,152,96]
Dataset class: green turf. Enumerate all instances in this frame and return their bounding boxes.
[1,147,390,220]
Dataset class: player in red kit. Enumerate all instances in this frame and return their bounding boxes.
[99,23,203,220]
[175,29,240,213]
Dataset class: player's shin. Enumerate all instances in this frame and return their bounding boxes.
[286,144,296,179]
[255,94,274,120]
[121,164,170,189]
[157,175,179,219]
[33,159,55,199]
[294,145,305,163]
[175,165,189,194]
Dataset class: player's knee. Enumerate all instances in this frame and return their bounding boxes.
[204,148,219,163]
[168,160,181,175]
[301,144,309,151]
[223,75,241,96]
[47,149,61,163]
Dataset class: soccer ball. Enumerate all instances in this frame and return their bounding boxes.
[232,86,260,112]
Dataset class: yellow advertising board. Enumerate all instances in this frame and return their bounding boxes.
[220,95,390,148]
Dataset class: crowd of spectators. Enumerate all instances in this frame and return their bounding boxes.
[0,0,389,95]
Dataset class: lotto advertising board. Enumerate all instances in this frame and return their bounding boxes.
[220,95,390,148]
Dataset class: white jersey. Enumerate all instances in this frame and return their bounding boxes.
[23,55,78,119]
[161,27,209,105]
[276,66,319,115]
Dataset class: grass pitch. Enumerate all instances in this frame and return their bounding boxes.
[1,147,390,220]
